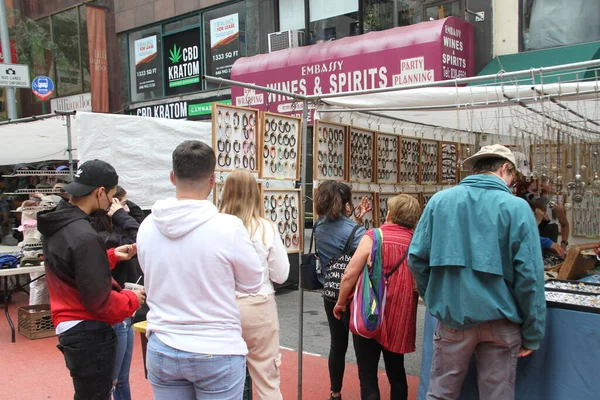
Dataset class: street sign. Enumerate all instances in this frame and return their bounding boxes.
[32,75,54,100]
[0,63,30,88]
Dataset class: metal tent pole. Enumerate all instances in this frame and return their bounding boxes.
[65,114,74,179]
[55,110,77,179]
[297,99,309,400]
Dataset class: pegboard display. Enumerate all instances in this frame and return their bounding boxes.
[263,189,303,253]
[441,142,459,184]
[420,140,440,185]
[213,104,259,172]
[351,191,378,230]
[314,121,348,181]
[348,128,375,183]
[260,113,301,180]
[400,137,421,184]
[376,133,400,184]
[572,196,600,238]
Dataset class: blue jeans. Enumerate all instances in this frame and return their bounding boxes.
[112,317,134,400]
[146,333,246,400]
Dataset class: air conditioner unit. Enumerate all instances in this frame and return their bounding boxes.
[268,30,305,53]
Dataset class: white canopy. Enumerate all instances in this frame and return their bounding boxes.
[320,81,600,143]
[0,115,77,166]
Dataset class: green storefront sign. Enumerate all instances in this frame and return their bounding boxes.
[188,100,231,116]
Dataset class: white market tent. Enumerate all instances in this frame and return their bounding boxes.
[0,113,77,166]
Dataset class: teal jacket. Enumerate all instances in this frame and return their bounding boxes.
[408,174,546,350]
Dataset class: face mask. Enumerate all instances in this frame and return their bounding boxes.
[489,171,514,187]
[96,189,111,213]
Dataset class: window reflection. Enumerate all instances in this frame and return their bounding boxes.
[52,8,82,96]
[310,12,359,44]
[364,0,423,33]
[424,1,461,21]
[522,0,600,50]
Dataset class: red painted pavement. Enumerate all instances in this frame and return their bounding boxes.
[0,292,419,399]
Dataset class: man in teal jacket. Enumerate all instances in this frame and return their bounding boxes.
[409,144,546,400]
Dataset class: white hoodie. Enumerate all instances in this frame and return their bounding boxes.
[137,198,263,355]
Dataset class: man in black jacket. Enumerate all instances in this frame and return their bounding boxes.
[38,159,146,400]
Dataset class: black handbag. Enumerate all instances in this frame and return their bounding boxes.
[300,221,323,290]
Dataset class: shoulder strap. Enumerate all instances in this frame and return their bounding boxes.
[309,220,322,254]
[385,249,409,279]
[343,224,362,255]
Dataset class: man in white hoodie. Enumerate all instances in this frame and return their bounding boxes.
[137,140,263,400]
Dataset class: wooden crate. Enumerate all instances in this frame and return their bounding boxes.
[18,304,55,340]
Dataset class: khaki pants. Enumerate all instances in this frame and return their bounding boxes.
[427,319,522,400]
[237,295,283,400]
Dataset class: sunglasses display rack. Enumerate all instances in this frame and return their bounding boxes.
[212,104,259,173]
[572,195,600,238]
[420,140,440,185]
[348,128,375,184]
[400,138,421,185]
[263,189,303,253]
[314,121,348,181]
[351,192,378,230]
[441,143,459,184]
[376,133,400,184]
[260,113,301,180]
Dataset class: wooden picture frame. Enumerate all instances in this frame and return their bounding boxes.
[350,191,378,230]
[212,103,260,173]
[420,139,441,185]
[440,142,459,185]
[400,137,421,185]
[348,127,376,184]
[375,133,401,184]
[259,112,302,181]
[314,121,348,181]
[263,188,303,254]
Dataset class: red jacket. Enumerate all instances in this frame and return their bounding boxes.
[38,202,139,327]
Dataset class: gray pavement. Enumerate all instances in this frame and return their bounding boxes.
[275,288,426,377]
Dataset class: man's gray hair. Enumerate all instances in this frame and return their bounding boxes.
[472,157,515,174]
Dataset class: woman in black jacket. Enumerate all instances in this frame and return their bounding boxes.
[90,186,143,400]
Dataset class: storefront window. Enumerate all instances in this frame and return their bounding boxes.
[203,2,246,85]
[310,0,359,43]
[522,0,600,50]
[424,1,461,21]
[279,0,305,31]
[129,26,163,103]
[363,0,423,33]
[51,8,82,96]
[79,6,90,92]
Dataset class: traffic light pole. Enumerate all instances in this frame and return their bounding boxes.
[0,0,17,120]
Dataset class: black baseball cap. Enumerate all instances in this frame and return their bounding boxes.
[62,160,119,196]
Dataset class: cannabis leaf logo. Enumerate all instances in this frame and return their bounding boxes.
[169,44,182,64]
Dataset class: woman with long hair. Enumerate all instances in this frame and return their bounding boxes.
[90,186,141,400]
[220,170,290,400]
[314,180,366,400]
[334,194,422,400]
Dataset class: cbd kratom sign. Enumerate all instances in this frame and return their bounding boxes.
[164,28,202,96]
